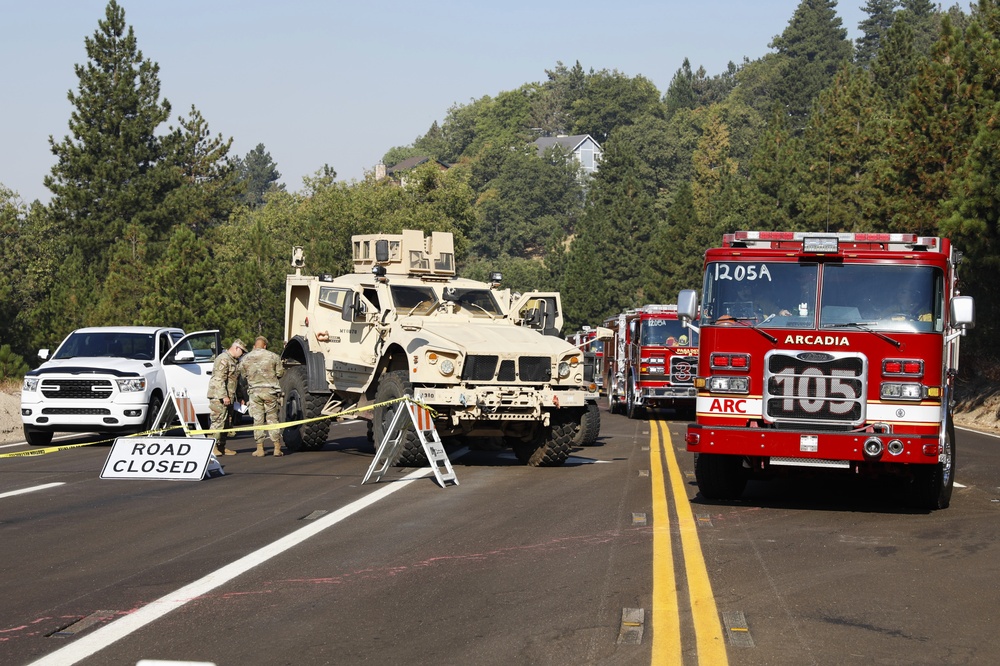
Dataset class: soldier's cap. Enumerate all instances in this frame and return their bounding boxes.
[232,338,249,352]
[255,335,268,347]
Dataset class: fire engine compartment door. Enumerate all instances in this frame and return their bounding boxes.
[510,291,562,336]
[161,330,222,416]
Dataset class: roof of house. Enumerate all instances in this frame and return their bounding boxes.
[531,134,600,156]
[386,156,450,174]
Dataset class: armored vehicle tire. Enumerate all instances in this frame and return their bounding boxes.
[280,365,329,451]
[573,401,601,446]
[512,411,577,466]
[911,418,955,510]
[24,426,53,447]
[373,370,427,466]
[694,453,747,500]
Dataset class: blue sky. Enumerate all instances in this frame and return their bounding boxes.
[1,1,868,205]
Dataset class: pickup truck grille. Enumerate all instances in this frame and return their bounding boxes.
[763,351,866,427]
[40,379,114,400]
[461,355,552,383]
[42,408,112,415]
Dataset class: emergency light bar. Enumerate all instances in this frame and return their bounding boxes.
[728,231,941,252]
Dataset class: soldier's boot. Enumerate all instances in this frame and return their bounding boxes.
[272,440,284,457]
[253,440,266,457]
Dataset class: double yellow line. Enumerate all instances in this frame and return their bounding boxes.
[649,420,728,664]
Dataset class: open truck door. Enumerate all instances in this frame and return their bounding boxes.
[161,330,223,419]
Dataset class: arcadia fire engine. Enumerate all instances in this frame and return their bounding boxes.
[569,327,606,393]
[602,305,700,419]
[677,231,974,510]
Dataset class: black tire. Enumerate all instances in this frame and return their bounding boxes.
[911,417,955,510]
[512,410,576,467]
[373,370,426,466]
[694,453,748,500]
[143,392,163,434]
[280,365,329,451]
[607,389,620,415]
[626,383,645,420]
[573,401,601,446]
[24,426,53,447]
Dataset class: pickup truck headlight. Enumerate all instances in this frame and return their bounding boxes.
[116,377,147,392]
[23,377,39,392]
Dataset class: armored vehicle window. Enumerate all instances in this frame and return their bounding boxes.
[447,288,502,316]
[319,286,350,310]
[363,287,381,310]
[390,285,438,315]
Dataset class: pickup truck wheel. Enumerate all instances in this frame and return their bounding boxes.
[573,401,601,446]
[513,411,575,466]
[373,370,426,466]
[694,453,747,500]
[143,393,163,434]
[280,365,329,451]
[911,417,955,510]
[24,426,53,447]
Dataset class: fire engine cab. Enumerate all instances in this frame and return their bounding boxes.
[677,231,975,510]
[603,305,699,419]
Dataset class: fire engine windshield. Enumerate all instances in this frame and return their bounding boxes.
[701,262,819,328]
[640,319,699,347]
[820,264,943,333]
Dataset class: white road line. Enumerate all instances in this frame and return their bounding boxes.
[956,425,1000,439]
[27,466,436,666]
[0,482,66,499]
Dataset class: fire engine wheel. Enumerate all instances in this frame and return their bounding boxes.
[512,411,577,466]
[280,365,329,451]
[911,418,955,510]
[694,453,748,501]
[626,384,645,420]
[373,370,427,467]
[607,391,620,415]
[24,426,53,447]
[573,401,601,446]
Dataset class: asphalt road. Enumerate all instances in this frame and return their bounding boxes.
[1,408,998,665]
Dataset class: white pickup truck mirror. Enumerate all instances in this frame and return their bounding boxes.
[173,350,196,363]
[38,349,50,361]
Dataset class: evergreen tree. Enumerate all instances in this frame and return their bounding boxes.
[234,143,284,207]
[856,0,900,68]
[690,111,738,228]
[139,225,223,331]
[45,0,174,276]
[770,0,853,127]
[92,222,150,325]
[871,14,921,106]
[571,69,664,143]
[743,107,807,230]
[646,182,704,304]
[898,0,941,56]
[664,59,697,117]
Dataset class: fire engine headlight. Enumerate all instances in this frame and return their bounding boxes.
[23,377,39,392]
[558,361,571,378]
[707,375,750,394]
[880,382,924,400]
[116,378,147,392]
[438,359,455,376]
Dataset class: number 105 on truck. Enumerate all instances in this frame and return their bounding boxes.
[677,231,974,510]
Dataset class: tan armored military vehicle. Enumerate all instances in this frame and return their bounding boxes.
[280,229,600,466]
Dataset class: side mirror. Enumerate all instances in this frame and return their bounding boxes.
[593,326,614,342]
[678,289,698,322]
[173,350,196,363]
[952,295,975,329]
[38,349,50,361]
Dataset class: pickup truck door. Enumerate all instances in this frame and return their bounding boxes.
[161,330,222,415]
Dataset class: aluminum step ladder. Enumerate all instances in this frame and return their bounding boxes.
[363,398,458,488]
[148,389,224,477]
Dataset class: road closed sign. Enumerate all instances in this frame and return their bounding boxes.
[101,437,217,481]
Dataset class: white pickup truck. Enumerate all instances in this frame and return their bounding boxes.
[20,326,222,446]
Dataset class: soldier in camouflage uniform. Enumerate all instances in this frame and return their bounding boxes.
[239,335,286,457]
[207,338,247,456]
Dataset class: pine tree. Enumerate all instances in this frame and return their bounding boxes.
[770,0,853,127]
[235,143,284,207]
[45,0,174,272]
[871,14,921,106]
[743,107,807,230]
[856,0,900,68]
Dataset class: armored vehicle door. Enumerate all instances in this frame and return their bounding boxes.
[510,291,564,337]
[161,330,222,415]
[336,287,382,390]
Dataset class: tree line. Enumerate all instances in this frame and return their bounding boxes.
[1,0,997,377]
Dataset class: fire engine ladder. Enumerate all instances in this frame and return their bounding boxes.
[362,398,458,488]
[149,389,224,477]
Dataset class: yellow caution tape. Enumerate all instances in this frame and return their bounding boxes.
[1,397,439,458]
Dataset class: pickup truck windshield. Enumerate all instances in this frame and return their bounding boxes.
[53,332,157,360]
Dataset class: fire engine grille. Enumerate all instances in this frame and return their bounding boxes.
[763,351,866,427]
[462,355,498,381]
[460,355,551,383]
[669,356,697,385]
[519,357,551,383]
[40,379,113,400]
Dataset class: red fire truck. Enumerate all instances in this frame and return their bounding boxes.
[569,327,606,394]
[603,305,699,419]
[677,231,975,510]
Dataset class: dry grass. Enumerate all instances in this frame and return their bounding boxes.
[0,377,22,394]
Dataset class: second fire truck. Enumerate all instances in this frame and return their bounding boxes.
[603,305,699,419]
[678,231,974,510]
